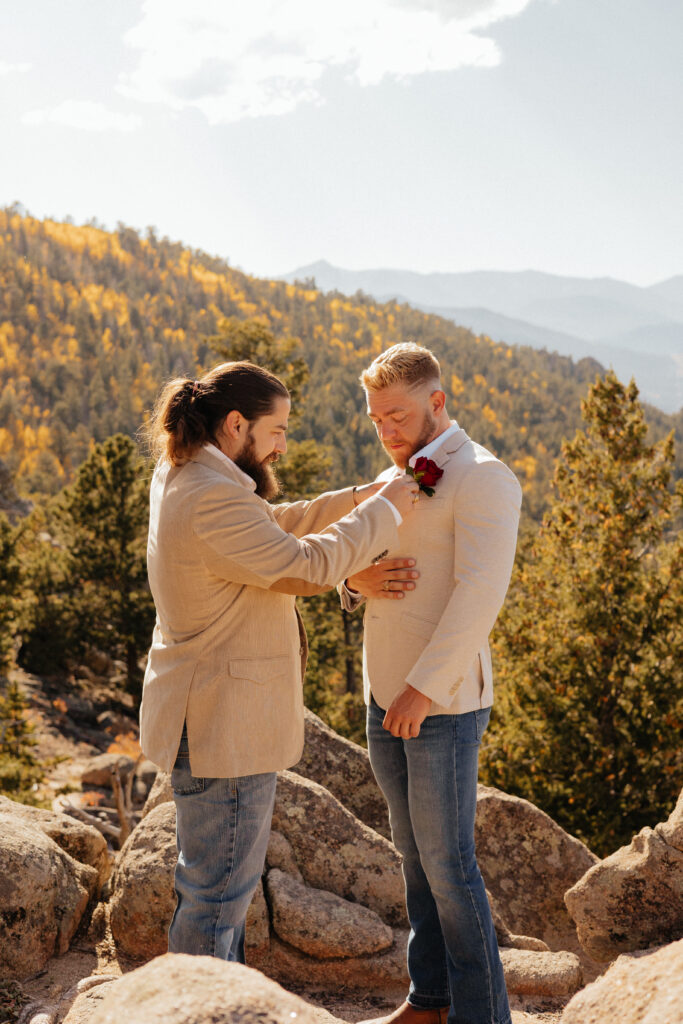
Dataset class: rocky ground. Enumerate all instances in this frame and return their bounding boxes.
[2,667,681,1024]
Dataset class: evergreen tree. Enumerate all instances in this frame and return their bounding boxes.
[63,434,154,696]
[0,681,43,801]
[0,513,21,671]
[19,435,154,698]
[482,373,683,855]
[206,317,309,413]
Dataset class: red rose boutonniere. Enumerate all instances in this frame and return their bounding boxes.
[406,456,443,497]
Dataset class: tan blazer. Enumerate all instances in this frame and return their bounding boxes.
[341,428,522,714]
[140,447,398,777]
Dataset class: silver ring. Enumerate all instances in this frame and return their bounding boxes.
[382,580,391,592]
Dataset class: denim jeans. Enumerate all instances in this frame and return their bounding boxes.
[367,698,511,1024]
[167,725,276,962]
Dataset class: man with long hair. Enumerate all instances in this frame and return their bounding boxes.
[140,360,418,962]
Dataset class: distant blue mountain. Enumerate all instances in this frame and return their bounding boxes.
[281,262,683,412]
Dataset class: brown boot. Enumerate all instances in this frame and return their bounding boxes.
[357,1001,449,1024]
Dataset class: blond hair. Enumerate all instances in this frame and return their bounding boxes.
[361,343,441,393]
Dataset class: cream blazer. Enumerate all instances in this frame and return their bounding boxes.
[341,429,522,714]
[140,448,398,777]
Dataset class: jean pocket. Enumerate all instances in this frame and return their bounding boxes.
[171,761,205,796]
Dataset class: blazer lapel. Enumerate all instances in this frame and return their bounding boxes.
[431,427,469,470]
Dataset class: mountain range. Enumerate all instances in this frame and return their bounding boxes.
[282,263,683,413]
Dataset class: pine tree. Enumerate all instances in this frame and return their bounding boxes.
[0,513,21,671]
[63,434,154,696]
[206,317,309,414]
[0,681,43,801]
[19,435,154,698]
[482,373,683,856]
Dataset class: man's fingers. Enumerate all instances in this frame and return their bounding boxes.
[382,713,417,738]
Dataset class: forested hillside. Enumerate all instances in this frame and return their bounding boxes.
[1,207,681,855]
[3,205,679,519]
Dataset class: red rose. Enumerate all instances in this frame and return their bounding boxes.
[414,457,443,489]
[407,457,443,496]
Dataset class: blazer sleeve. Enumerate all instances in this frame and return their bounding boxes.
[271,486,356,537]
[191,481,399,590]
[338,580,366,612]
[405,460,521,707]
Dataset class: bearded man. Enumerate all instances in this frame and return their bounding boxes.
[140,360,418,963]
[341,343,521,1024]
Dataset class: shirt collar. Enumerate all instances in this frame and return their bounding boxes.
[202,442,256,491]
[408,420,460,468]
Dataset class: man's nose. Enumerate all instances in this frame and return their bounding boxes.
[380,422,396,441]
[276,436,287,454]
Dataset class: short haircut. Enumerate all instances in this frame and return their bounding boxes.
[360,343,441,393]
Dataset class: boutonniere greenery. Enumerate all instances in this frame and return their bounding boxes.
[406,456,444,497]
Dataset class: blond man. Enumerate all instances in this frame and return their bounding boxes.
[342,344,521,1024]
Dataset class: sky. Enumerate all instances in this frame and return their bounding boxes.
[1,0,681,286]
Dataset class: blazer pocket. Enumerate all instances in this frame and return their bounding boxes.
[401,611,438,640]
[415,496,446,509]
[228,655,291,686]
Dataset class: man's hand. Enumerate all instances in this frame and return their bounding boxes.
[383,685,432,738]
[347,558,419,599]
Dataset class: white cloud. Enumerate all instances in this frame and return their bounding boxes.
[0,60,32,75]
[22,100,142,132]
[118,0,535,122]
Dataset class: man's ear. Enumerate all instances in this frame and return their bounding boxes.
[430,389,447,416]
[222,410,245,440]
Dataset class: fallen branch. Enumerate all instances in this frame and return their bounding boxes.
[110,766,131,846]
[53,794,120,841]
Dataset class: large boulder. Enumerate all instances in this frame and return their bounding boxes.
[474,784,599,954]
[0,794,111,887]
[564,790,683,961]
[487,887,550,952]
[499,948,583,997]
[272,770,406,925]
[292,709,391,838]
[141,770,172,818]
[249,930,410,997]
[109,801,177,959]
[561,938,683,1024]
[245,878,270,956]
[87,953,343,1024]
[0,814,98,979]
[266,868,393,958]
[266,829,304,882]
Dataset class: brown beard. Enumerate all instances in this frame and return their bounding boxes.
[235,430,281,500]
[386,410,439,468]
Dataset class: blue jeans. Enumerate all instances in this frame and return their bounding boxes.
[367,699,511,1024]
[167,725,276,962]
